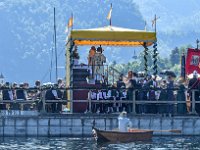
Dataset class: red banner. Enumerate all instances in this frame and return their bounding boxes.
[186,48,200,75]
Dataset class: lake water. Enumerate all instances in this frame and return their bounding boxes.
[0,136,199,150]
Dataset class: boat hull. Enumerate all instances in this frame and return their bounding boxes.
[92,127,153,143]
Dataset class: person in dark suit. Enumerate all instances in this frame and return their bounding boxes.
[34,80,42,112]
[15,83,28,110]
[188,71,198,88]
[124,71,138,113]
[147,75,157,114]
[116,74,125,112]
[166,75,175,116]
[16,83,27,100]
[177,77,187,115]
[188,70,200,114]
[137,79,146,114]
[158,80,168,115]
[45,84,62,113]
[117,74,125,89]
[2,82,13,110]
[2,82,13,100]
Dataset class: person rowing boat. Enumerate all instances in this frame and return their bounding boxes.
[118,111,132,132]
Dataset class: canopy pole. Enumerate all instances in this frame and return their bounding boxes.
[153,42,158,77]
[143,42,148,76]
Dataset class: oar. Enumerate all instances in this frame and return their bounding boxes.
[112,128,181,133]
[153,129,181,133]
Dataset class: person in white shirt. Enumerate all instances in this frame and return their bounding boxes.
[98,90,103,100]
[85,90,97,113]
[91,91,97,100]
[92,46,106,82]
[118,111,132,132]
[97,90,106,113]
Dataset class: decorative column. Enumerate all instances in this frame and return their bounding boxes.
[153,42,158,77]
[143,42,148,76]
[66,39,74,113]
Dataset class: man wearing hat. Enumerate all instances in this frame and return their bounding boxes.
[92,46,106,82]
[188,70,200,114]
[166,74,176,116]
[177,77,187,114]
[123,71,138,113]
[88,46,96,79]
[88,46,96,65]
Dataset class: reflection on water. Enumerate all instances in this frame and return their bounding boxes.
[0,136,200,150]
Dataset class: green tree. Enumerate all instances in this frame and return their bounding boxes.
[179,46,186,55]
[170,47,180,65]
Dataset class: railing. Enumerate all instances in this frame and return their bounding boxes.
[72,64,121,85]
[0,87,199,115]
[73,64,109,79]
[85,88,197,115]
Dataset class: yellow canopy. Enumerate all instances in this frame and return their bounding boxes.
[67,26,156,46]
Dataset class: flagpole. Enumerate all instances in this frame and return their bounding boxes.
[54,7,58,81]
[155,14,157,33]
[197,39,199,50]
[110,3,112,26]
[71,13,73,30]
[144,20,147,31]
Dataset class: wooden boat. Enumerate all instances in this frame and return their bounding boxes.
[92,127,153,143]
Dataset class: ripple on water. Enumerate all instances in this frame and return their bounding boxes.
[0,136,200,150]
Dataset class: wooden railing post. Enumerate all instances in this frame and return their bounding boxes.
[41,89,46,114]
[70,88,73,113]
[88,90,92,113]
[191,90,196,114]
[132,90,136,114]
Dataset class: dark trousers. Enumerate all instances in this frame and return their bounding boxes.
[167,104,173,114]
[138,104,146,114]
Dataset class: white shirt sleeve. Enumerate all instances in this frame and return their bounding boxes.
[8,90,14,100]
[127,118,132,128]
[107,90,111,97]
[103,92,107,99]
[52,90,58,97]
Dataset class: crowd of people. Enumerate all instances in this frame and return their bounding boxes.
[1,43,200,116]
[0,70,200,116]
[0,79,66,113]
[85,70,200,116]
